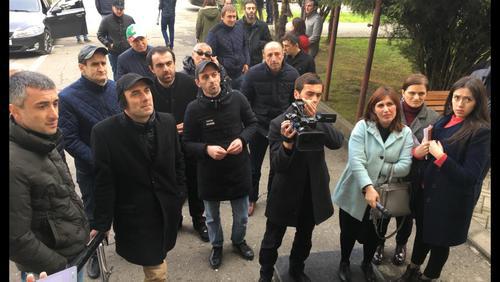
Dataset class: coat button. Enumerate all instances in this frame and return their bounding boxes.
[380,156,384,160]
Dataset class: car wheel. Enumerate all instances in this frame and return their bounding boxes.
[39,29,53,55]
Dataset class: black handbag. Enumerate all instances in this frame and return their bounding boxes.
[371,164,411,239]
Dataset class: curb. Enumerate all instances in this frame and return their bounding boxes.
[318,101,492,261]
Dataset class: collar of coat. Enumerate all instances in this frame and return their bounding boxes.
[365,120,405,148]
[9,117,61,154]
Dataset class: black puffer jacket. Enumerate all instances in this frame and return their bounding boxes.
[240,62,299,135]
[239,17,272,66]
[97,13,135,55]
[182,86,257,200]
[9,119,90,275]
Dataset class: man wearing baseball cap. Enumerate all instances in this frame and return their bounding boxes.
[58,45,121,279]
[115,23,154,81]
[97,0,135,80]
[90,73,186,281]
[182,61,257,269]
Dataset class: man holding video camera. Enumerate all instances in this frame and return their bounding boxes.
[258,73,344,282]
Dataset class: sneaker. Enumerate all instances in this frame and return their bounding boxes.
[392,244,407,266]
[372,244,384,265]
[84,38,91,43]
[232,240,254,260]
[395,264,421,282]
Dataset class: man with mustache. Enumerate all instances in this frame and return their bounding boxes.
[239,0,272,67]
[240,41,299,216]
[90,73,186,281]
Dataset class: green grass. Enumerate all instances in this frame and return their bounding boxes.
[315,38,415,124]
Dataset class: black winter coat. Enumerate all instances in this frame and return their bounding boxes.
[240,62,299,135]
[418,115,490,246]
[97,13,135,55]
[239,17,272,66]
[91,112,186,266]
[116,46,154,82]
[265,108,344,226]
[183,87,258,201]
[10,120,90,275]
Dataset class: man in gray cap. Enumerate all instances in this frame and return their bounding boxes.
[90,73,186,281]
[182,60,257,270]
[97,0,135,80]
[58,45,121,279]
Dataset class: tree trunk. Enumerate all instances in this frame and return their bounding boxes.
[276,0,289,40]
[272,0,280,40]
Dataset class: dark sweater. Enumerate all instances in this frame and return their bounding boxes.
[58,76,121,173]
[116,45,154,81]
[206,22,250,79]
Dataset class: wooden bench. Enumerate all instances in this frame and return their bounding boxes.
[425,90,449,115]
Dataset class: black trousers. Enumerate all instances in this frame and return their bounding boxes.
[249,131,274,203]
[183,156,206,227]
[410,188,450,279]
[259,190,315,279]
[376,214,413,246]
[339,207,379,264]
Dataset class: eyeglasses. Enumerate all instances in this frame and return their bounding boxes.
[194,50,213,58]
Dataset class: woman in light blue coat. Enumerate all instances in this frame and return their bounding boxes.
[332,86,414,282]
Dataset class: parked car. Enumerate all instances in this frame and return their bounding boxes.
[10,0,88,55]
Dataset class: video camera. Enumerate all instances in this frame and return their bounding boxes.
[284,99,337,151]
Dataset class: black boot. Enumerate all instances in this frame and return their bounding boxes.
[194,221,209,242]
[232,240,254,260]
[392,244,407,266]
[395,264,421,282]
[86,252,101,279]
[372,244,384,265]
[360,261,376,282]
[338,261,351,282]
[209,246,223,269]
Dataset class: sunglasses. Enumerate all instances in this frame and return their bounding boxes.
[194,50,213,57]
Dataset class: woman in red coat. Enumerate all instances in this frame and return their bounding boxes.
[291,17,310,54]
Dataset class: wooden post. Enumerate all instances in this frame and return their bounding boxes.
[355,0,382,120]
[323,5,341,101]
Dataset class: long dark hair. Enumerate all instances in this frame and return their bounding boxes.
[444,76,490,144]
[292,18,306,36]
[363,86,404,132]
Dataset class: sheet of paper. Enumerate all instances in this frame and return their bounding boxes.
[37,266,77,282]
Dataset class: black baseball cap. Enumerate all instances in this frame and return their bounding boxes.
[78,45,108,64]
[194,61,220,79]
[116,73,153,96]
[112,0,125,9]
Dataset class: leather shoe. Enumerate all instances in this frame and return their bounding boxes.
[361,261,377,282]
[288,270,311,282]
[392,244,407,266]
[372,244,384,265]
[86,253,100,279]
[194,223,209,242]
[232,240,254,260]
[209,247,223,269]
[338,261,351,281]
[395,265,422,282]
[248,201,256,216]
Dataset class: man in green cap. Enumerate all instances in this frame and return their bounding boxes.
[115,24,154,81]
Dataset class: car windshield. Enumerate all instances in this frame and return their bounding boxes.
[10,0,41,12]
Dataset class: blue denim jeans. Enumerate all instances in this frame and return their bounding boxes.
[76,169,96,227]
[21,270,84,282]
[203,196,249,247]
[161,15,175,48]
[108,53,118,81]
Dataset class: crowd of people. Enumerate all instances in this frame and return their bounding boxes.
[9,0,491,282]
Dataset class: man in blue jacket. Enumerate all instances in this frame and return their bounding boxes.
[115,24,154,81]
[159,0,176,49]
[206,5,250,90]
[58,45,121,280]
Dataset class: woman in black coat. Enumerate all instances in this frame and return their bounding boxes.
[397,76,490,281]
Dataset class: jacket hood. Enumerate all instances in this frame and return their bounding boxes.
[9,118,62,154]
[182,56,196,75]
[201,6,220,20]
[197,84,233,110]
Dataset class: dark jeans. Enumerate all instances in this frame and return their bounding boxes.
[161,15,175,48]
[184,157,206,227]
[410,187,450,279]
[108,53,118,81]
[339,207,379,264]
[376,215,413,246]
[265,0,273,22]
[259,187,315,280]
[76,169,96,226]
[249,131,274,203]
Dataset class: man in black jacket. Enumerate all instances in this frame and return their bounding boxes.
[10,71,90,281]
[258,73,344,282]
[97,0,135,80]
[282,33,316,75]
[159,0,176,49]
[183,61,258,270]
[240,41,299,216]
[147,46,209,242]
[239,0,272,67]
[91,73,186,281]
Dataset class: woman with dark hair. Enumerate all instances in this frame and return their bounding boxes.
[291,17,310,53]
[196,0,221,42]
[372,74,440,266]
[397,76,490,281]
[333,86,414,282]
